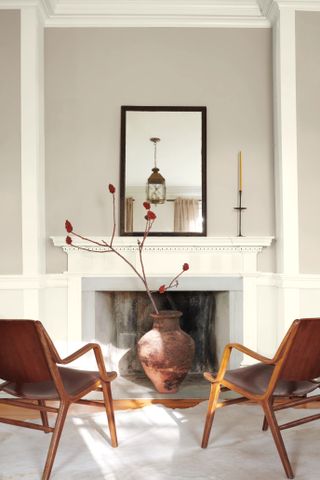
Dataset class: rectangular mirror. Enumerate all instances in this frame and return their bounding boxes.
[120,106,207,236]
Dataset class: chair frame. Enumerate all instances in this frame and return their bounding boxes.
[201,319,320,479]
[0,320,118,480]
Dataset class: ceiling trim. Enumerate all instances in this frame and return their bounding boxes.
[44,16,270,29]
[0,0,270,27]
[259,0,320,15]
[1,0,320,27]
[44,0,271,28]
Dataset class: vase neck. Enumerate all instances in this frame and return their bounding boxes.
[151,310,182,331]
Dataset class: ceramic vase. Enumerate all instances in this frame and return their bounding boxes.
[137,310,195,393]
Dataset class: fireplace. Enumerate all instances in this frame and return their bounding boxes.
[81,282,241,398]
[52,235,273,397]
[92,290,219,376]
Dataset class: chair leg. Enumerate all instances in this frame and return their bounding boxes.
[262,400,294,479]
[262,414,268,431]
[262,397,274,431]
[201,382,221,448]
[42,401,69,480]
[38,400,49,432]
[101,382,118,448]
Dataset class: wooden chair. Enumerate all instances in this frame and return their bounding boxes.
[201,317,320,479]
[0,319,118,480]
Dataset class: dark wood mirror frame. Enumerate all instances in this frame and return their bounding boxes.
[120,106,207,236]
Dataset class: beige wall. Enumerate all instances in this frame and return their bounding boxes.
[296,12,320,273]
[45,27,275,273]
[0,10,22,274]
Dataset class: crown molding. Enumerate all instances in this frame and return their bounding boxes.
[276,0,320,8]
[0,0,271,27]
[1,1,320,28]
[259,0,320,16]
[0,0,50,23]
[45,0,270,28]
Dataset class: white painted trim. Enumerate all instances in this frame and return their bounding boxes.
[242,275,259,354]
[272,6,299,274]
[0,1,49,20]
[0,275,68,290]
[2,272,320,291]
[0,0,41,6]
[0,0,271,27]
[259,0,320,15]
[44,15,270,28]
[2,1,320,28]
[52,235,273,249]
[50,0,264,16]
[20,7,46,276]
[275,0,320,9]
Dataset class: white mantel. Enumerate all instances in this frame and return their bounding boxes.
[52,236,273,275]
[50,235,274,368]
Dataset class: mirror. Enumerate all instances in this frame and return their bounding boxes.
[120,106,207,236]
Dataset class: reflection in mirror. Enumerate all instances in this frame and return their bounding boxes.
[120,106,207,236]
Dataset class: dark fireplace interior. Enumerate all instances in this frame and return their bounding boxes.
[95,291,219,377]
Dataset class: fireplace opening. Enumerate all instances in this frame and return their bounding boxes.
[94,290,222,377]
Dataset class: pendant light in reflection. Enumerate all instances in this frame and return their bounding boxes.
[146,137,166,204]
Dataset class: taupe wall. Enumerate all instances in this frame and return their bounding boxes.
[45,27,275,273]
[296,12,320,273]
[0,10,22,274]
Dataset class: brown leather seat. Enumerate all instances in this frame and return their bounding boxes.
[201,318,320,479]
[3,366,117,399]
[0,319,118,480]
[224,363,319,397]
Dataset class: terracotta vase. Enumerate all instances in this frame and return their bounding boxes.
[137,310,195,393]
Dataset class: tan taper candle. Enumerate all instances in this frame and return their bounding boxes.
[239,151,243,192]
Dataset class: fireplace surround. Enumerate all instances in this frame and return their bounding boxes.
[52,235,273,387]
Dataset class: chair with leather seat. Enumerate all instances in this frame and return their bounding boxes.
[201,317,320,479]
[0,319,118,480]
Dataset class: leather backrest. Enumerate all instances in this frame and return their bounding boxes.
[279,318,320,381]
[0,320,53,383]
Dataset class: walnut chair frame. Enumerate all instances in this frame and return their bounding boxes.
[0,320,118,480]
[201,317,320,479]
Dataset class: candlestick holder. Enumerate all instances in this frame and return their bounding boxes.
[234,190,247,237]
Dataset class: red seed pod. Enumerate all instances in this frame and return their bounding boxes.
[65,220,73,233]
[147,210,156,220]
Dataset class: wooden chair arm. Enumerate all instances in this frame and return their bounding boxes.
[58,343,116,382]
[59,343,97,364]
[204,343,275,384]
[228,343,275,364]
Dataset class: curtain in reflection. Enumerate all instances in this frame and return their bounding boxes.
[125,197,134,232]
[174,197,199,232]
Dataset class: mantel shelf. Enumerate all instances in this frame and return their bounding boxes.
[51,235,274,251]
[51,236,274,276]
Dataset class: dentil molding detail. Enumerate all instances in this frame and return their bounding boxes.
[52,235,273,254]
